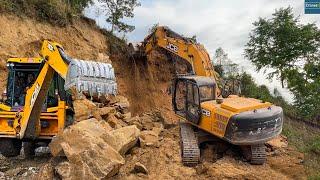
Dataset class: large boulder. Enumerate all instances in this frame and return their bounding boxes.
[49,119,112,157]
[73,98,98,122]
[105,125,140,155]
[49,119,125,179]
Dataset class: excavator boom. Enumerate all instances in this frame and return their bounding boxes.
[137,26,219,95]
[144,26,215,78]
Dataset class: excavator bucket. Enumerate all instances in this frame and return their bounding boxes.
[64,59,117,96]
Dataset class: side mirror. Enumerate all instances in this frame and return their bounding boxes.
[2,89,7,97]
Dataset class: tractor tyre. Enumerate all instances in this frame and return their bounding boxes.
[23,141,36,158]
[0,138,22,157]
[66,114,74,127]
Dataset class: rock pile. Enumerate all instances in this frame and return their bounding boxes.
[40,95,172,179]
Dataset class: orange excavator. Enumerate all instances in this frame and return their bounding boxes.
[132,26,283,165]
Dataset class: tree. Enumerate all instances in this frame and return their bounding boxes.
[67,0,93,13]
[214,47,228,66]
[245,7,320,122]
[98,0,140,33]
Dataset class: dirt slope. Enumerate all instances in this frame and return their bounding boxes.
[0,14,175,120]
[116,126,305,180]
[0,14,108,94]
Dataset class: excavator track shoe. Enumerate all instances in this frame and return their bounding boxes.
[180,122,200,166]
[64,59,117,96]
[250,144,266,165]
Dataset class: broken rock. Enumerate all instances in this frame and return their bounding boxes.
[266,135,288,150]
[35,163,54,180]
[55,161,72,180]
[98,106,116,117]
[105,125,140,155]
[139,127,161,147]
[73,98,97,122]
[113,95,130,113]
[133,162,149,174]
[124,116,143,130]
[49,118,125,179]
[107,114,128,129]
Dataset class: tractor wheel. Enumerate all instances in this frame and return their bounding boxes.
[66,113,74,127]
[23,141,36,158]
[0,138,22,157]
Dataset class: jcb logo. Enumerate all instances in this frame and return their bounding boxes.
[47,43,54,51]
[202,109,211,117]
[30,83,40,109]
[166,43,179,52]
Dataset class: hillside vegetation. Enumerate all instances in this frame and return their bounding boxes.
[0,0,91,25]
[239,72,320,179]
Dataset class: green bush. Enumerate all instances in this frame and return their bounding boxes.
[305,136,320,155]
[239,72,297,117]
[0,0,92,26]
[33,0,70,26]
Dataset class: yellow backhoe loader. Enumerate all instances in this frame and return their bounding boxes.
[133,26,283,165]
[0,40,117,157]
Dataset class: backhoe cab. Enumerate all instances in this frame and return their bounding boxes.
[172,76,283,165]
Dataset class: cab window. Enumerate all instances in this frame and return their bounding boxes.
[175,80,187,113]
[199,85,215,102]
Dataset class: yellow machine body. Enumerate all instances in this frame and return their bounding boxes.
[198,97,271,138]
[0,53,69,139]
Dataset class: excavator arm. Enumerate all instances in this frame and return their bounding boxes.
[15,40,117,139]
[140,26,220,96]
[142,26,217,80]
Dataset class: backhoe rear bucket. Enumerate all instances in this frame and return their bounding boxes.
[64,59,117,96]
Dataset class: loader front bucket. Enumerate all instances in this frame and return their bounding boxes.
[64,59,117,96]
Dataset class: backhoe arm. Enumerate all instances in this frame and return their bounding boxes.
[15,41,69,139]
[15,40,117,139]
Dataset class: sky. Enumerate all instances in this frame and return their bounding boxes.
[84,0,320,103]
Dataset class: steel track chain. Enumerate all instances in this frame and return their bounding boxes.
[180,122,200,166]
[250,144,266,165]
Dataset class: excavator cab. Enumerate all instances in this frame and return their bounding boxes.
[172,76,215,124]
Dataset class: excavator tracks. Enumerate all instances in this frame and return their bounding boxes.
[179,122,200,166]
[250,144,266,165]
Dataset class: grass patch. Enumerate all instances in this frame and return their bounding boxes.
[0,0,92,26]
[305,136,320,155]
[283,119,320,178]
